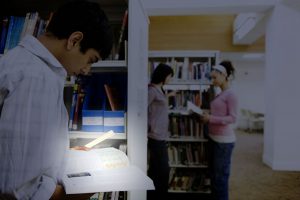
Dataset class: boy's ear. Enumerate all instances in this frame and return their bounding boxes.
[67,31,83,50]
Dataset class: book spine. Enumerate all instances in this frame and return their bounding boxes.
[20,12,31,40]
[4,16,14,53]
[0,17,9,54]
[36,19,46,37]
[69,84,78,130]
[25,12,39,37]
[13,17,25,48]
[72,84,81,130]
[114,9,128,60]
[73,94,85,131]
[7,16,18,50]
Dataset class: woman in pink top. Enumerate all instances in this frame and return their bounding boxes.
[202,60,238,200]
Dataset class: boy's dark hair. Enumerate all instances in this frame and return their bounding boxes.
[220,60,235,79]
[46,0,113,59]
[151,63,174,84]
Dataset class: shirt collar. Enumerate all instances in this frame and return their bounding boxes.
[19,35,67,78]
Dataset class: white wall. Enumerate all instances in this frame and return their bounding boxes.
[263,1,300,170]
[232,60,265,114]
[220,54,266,114]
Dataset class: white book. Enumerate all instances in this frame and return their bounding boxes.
[62,147,154,194]
[25,12,39,36]
[20,12,30,40]
[187,100,203,116]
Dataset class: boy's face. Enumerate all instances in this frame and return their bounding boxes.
[59,31,101,76]
[62,47,101,76]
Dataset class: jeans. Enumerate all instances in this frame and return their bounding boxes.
[147,138,170,200]
[209,138,235,200]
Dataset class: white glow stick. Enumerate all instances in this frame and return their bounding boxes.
[84,130,115,148]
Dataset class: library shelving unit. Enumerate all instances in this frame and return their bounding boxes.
[65,61,129,200]
[148,50,219,199]
[1,0,149,200]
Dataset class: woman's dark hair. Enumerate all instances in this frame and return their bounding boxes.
[151,63,174,84]
[220,60,235,79]
[46,0,113,59]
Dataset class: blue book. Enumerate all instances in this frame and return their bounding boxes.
[68,85,78,130]
[11,17,25,49]
[103,111,125,133]
[81,110,104,132]
[0,17,9,54]
[4,16,15,53]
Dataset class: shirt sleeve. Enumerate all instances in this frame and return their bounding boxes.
[0,72,66,200]
[13,175,56,200]
[0,72,20,116]
[209,92,238,125]
[148,87,156,106]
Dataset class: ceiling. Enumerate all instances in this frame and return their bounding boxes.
[148,15,265,52]
[1,0,127,23]
[141,0,277,16]
[144,0,284,57]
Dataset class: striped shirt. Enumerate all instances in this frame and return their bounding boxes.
[0,35,69,199]
[208,89,238,143]
[148,84,169,141]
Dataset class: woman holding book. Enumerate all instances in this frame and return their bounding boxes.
[147,63,174,200]
[201,60,238,200]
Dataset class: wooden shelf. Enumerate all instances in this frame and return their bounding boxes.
[92,60,127,68]
[168,108,209,115]
[166,80,211,86]
[149,50,219,58]
[169,164,208,168]
[168,189,211,194]
[167,137,208,142]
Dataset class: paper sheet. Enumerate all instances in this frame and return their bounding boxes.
[64,148,129,174]
[63,166,154,194]
[62,147,154,194]
[187,100,203,115]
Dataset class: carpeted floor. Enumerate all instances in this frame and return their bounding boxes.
[230,130,300,200]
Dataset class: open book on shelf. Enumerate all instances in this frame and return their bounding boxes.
[187,100,203,116]
[62,147,154,194]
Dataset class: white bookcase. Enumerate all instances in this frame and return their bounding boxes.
[67,1,150,199]
[148,50,219,196]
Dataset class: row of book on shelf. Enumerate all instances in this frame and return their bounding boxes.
[168,168,210,193]
[149,59,212,82]
[0,8,128,60]
[168,114,208,138]
[166,85,215,110]
[168,143,208,166]
[89,191,127,200]
[67,73,127,133]
[0,12,50,54]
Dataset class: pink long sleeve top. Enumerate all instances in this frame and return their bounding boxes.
[208,89,238,143]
